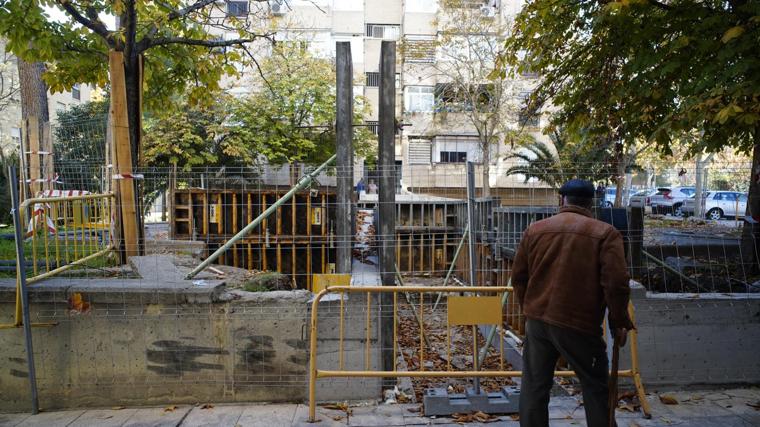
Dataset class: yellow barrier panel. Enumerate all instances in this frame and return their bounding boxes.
[312,273,351,292]
[308,285,651,422]
[447,296,502,325]
[0,193,115,329]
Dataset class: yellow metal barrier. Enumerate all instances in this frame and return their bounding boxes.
[1,193,115,329]
[308,285,651,421]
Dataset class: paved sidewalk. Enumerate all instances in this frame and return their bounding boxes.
[1,388,758,426]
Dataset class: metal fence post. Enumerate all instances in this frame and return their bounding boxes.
[9,166,40,414]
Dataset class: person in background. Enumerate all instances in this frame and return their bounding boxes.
[356,178,366,198]
[511,179,634,427]
[367,180,378,194]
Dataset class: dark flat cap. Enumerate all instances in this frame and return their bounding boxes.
[559,179,595,198]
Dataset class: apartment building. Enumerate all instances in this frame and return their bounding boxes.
[226,0,552,197]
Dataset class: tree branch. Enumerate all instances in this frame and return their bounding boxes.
[146,35,271,49]
[57,0,114,46]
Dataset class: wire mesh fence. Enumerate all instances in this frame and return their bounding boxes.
[5,142,760,411]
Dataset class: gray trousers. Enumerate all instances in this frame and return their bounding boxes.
[519,319,615,427]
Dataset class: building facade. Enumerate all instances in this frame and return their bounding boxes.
[223,0,552,197]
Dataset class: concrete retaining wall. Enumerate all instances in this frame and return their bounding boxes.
[622,283,760,387]
[0,279,381,412]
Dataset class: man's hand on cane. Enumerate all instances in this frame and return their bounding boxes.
[614,328,628,347]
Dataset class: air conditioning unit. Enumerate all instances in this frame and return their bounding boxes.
[480,5,496,17]
[270,0,286,15]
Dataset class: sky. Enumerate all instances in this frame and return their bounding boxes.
[45,5,116,30]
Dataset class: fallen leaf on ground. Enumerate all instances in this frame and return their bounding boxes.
[164,405,178,412]
[659,395,679,405]
[407,406,420,413]
[452,411,500,423]
[331,415,343,421]
[509,414,519,421]
[747,401,760,410]
[110,406,125,410]
[618,402,638,412]
[200,403,214,409]
[68,293,91,313]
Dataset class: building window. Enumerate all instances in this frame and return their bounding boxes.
[226,1,248,17]
[435,83,494,113]
[365,72,400,88]
[10,127,21,147]
[518,110,540,128]
[366,72,380,87]
[365,121,379,135]
[439,151,467,163]
[72,84,81,101]
[408,139,432,164]
[365,24,400,40]
[406,0,438,13]
[404,35,436,63]
[404,86,434,113]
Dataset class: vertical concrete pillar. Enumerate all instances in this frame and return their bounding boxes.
[378,41,397,383]
[336,42,353,274]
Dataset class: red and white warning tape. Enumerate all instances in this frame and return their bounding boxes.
[23,174,62,184]
[24,150,52,155]
[112,173,144,180]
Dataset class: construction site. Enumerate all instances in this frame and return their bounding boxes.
[1,6,760,427]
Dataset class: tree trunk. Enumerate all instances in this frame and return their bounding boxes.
[17,59,49,197]
[481,139,491,197]
[741,136,760,274]
[17,59,49,124]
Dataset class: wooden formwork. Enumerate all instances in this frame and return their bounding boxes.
[361,198,467,276]
[172,188,337,290]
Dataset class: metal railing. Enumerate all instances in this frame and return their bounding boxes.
[307,285,651,422]
[2,191,115,329]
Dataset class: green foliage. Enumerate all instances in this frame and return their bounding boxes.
[500,0,760,156]
[53,99,109,191]
[227,44,375,166]
[143,96,233,169]
[143,44,374,171]
[505,129,615,188]
[243,271,290,292]
[0,0,269,111]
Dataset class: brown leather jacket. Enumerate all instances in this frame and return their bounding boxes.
[511,205,634,336]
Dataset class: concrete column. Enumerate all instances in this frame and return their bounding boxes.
[378,41,396,383]
[336,42,353,274]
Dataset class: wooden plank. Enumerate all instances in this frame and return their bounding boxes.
[41,121,54,191]
[27,116,40,195]
[109,51,138,259]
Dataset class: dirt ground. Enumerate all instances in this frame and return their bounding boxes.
[395,278,516,403]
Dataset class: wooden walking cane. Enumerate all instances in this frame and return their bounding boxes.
[608,332,621,427]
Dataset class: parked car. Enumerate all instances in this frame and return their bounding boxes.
[628,188,657,208]
[600,188,635,207]
[649,186,696,216]
[682,191,748,220]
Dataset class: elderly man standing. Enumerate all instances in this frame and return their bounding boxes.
[511,179,634,427]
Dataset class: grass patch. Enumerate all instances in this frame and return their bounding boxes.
[243,271,291,292]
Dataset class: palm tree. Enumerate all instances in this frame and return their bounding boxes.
[505,129,615,188]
